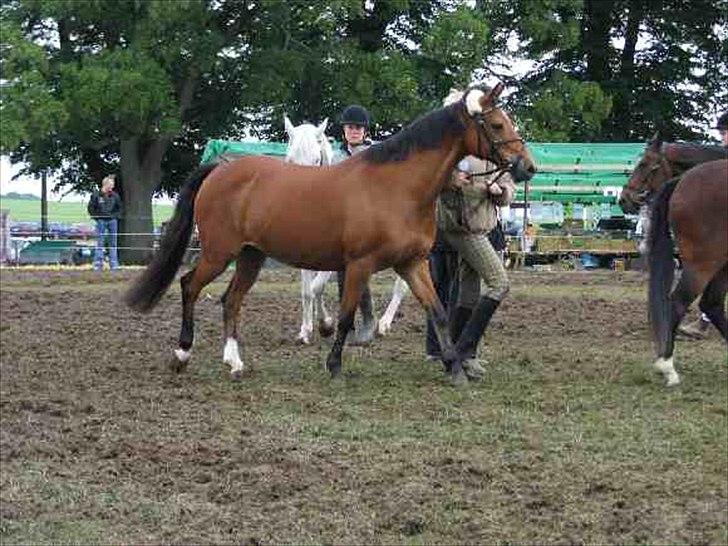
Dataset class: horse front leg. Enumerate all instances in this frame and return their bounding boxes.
[395,259,467,386]
[326,262,371,377]
[377,275,409,336]
[297,269,316,344]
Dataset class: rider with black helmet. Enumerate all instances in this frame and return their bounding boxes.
[333,104,376,344]
[336,104,373,159]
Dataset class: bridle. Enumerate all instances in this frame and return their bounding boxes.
[466,106,525,181]
[628,146,674,205]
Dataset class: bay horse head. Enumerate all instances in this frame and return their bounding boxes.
[619,132,673,214]
[284,115,333,167]
[449,83,537,182]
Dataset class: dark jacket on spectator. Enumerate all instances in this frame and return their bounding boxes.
[87,191,122,220]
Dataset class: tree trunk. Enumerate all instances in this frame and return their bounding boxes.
[610,0,644,140]
[119,138,167,264]
[582,0,614,84]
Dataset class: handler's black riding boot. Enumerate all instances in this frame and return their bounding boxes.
[454,297,500,376]
[450,306,478,359]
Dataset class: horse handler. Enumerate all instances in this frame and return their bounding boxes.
[436,88,516,379]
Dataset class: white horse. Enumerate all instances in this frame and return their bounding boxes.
[283,116,409,345]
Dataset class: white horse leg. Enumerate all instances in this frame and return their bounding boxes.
[377,275,409,336]
[297,269,316,344]
[223,337,244,376]
[312,271,335,337]
[653,356,681,387]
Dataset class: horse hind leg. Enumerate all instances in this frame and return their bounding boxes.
[297,269,316,345]
[698,263,728,342]
[173,254,230,372]
[377,275,409,336]
[313,271,335,337]
[222,246,266,380]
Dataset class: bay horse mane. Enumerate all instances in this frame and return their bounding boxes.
[363,103,465,163]
[662,142,727,167]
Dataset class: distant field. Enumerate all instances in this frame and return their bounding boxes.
[0,197,175,226]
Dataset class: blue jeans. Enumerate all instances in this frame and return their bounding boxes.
[94,218,119,270]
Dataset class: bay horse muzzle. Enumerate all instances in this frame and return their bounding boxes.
[509,155,536,182]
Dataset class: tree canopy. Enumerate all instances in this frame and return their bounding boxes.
[1,0,725,260]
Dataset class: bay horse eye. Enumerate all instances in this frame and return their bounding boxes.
[491,122,504,130]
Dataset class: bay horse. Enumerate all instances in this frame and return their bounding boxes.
[620,135,727,386]
[283,116,410,345]
[126,83,536,385]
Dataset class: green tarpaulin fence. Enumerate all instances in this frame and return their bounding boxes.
[200,139,646,206]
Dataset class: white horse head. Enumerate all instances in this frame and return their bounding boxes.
[284,115,333,167]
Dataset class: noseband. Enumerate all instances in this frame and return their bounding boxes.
[628,147,673,205]
[466,107,525,178]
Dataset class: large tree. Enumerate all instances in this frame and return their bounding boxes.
[2,0,494,262]
[479,0,727,141]
[2,0,256,262]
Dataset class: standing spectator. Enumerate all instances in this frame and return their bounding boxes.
[87,175,122,271]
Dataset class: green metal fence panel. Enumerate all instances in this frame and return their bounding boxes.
[200,139,647,206]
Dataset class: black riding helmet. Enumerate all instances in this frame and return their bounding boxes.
[340,104,371,128]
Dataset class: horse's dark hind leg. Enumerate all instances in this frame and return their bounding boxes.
[654,265,707,386]
[326,260,372,378]
[396,259,467,386]
[172,254,230,372]
[221,247,266,379]
[698,263,728,342]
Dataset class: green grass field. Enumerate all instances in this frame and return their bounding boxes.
[0,197,174,226]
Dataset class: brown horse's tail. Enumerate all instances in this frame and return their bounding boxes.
[647,177,679,354]
[125,163,218,313]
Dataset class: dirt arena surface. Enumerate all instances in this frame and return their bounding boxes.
[1,267,726,544]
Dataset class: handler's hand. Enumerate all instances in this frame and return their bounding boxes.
[489,183,503,196]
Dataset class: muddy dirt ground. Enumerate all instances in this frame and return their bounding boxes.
[1,267,726,544]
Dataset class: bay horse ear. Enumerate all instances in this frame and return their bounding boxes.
[317,118,329,136]
[491,82,505,100]
[478,82,505,109]
[284,115,295,137]
[648,131,662,151]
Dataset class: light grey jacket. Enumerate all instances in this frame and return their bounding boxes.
[437,156,516,234]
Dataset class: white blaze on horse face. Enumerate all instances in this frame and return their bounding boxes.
[466,89,485,115]
[223,337,244,373]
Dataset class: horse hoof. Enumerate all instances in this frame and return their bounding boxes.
[665,375,681,387]
[327,360,341,378]
[318,320,335,338]
[169,356,188,374]
[450,369,469,387]
[376,321,390,337]
[297,335,312,345]
[230,369,242,381]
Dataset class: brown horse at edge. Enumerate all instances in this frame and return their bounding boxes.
[620,135,727,386]
[126,84,537,385]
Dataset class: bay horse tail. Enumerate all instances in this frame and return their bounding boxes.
[125,163,218,313]
[647,177,680,354]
